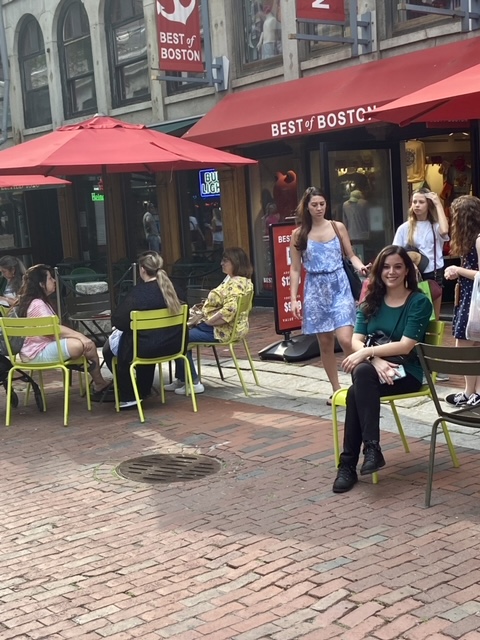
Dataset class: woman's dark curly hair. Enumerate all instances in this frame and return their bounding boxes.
[16,264,54,317]
[361,245,419,319]
[294,187,327,252]
[449,195,480,257]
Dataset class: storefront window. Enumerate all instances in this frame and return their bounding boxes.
[123,174,159,258]
[0,191,31,256]
[302,3,350,59]
[391,0,461,33]
[19,16,52,129]
[249,158,299,297]
[328,149,393,266]
[238,0,282,67]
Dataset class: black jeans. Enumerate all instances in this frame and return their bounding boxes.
[339,361,422,468]
[103,342,155,402]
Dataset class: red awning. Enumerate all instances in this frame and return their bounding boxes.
[184,38,480,148]
[0,175,71,190]
[373,63,480,126]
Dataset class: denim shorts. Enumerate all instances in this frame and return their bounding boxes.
[29,339,71,363]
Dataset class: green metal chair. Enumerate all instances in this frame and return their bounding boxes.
[331,320,459,483]
[112,304,197,422]
[0,315,91,426]
[188,290,260,397]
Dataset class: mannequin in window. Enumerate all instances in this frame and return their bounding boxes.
[273,170,297,220]
[257,1,281,59]
[342,190,369,242]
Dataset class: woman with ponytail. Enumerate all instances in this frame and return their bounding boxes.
[103,251,183,409]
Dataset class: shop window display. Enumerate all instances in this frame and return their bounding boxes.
[250,159,298,296]
[240,0,282,65]
[328,149,393,266]
[404,134,472,257]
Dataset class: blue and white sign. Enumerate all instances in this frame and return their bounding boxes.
[199,169,220,198]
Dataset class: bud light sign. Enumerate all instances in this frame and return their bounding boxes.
[199,169,220,198]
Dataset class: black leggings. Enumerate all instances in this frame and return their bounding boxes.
[340,361,422,468]
[103,342,155,402]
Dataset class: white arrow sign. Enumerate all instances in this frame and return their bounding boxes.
[312,0,330,8]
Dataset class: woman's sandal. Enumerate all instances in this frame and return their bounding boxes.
[91,381,115,403]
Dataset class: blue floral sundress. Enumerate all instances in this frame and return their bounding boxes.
[302,237,356,334]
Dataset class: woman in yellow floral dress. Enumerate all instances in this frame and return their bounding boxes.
[165,247,253,395]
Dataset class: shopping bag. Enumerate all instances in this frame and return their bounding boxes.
[466,273,480,341]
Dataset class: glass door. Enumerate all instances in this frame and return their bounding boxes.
[327,148,394,266]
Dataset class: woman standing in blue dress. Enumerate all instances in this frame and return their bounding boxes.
[290,187,369,401]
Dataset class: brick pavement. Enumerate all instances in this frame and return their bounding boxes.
[1,308,479,640]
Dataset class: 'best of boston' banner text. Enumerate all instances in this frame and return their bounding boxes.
[156,0,204,73]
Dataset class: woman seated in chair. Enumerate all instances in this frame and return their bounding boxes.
[0,255,26,308]
[15,264,110,394]
[333,246,432,494]
[102,251,183,409]
[166,247,253,396]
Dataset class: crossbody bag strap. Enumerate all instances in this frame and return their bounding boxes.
[330,220,346,257]
[432,222,437,277]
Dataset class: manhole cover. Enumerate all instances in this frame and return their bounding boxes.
[116,453,222,484]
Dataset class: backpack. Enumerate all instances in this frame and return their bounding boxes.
[0,308,25,356]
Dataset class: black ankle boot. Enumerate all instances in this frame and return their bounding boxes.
[332,465,358,493]
[360,441,385,476]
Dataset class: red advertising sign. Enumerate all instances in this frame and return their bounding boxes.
[156,0,204,73]
[296,0,346,23]
[270,222,305,335]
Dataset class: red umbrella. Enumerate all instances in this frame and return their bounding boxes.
[0,175,71,190]
[0,115,255,309]
[0,115,256,175]
[373,64,480,126]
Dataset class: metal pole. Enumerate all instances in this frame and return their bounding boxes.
[0,2,11,146]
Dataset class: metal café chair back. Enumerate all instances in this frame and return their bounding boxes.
[0,315,91,426]
[111,304,197,421]
[416,343,480,507]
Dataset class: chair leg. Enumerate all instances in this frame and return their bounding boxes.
[83,363,92,411]
[243,339,260,386]
[159,363,166,405]
[182,355,198,412]
[425,418,441,508]
[211,346,224,381]
[229,345,249,396]
[388,401,410,453]
[63,367,70,427]
[5,367,15,426]
[440,421,460,468]
[38,371,47,412]
[112,357,120,413]
[129,363,145,422]
[332,402,341,468]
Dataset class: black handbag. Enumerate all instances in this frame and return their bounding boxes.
[330,221,362,300]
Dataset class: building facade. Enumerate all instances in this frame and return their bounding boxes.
[0,0,477,302]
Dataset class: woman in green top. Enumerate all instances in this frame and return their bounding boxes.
[333,245,432,494]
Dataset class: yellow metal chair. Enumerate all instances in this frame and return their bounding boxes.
[332,320,459,483]
[0,315,91,426]
[188,290,260,397]
[112,304,197,422]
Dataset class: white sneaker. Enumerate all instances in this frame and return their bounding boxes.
[436,373,450,382]
[119,400,140,410]
[175,381,205,395]
[164,379,182,391]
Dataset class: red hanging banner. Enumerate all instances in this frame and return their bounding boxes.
[296,0,346,23]
[156,0,204,73]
